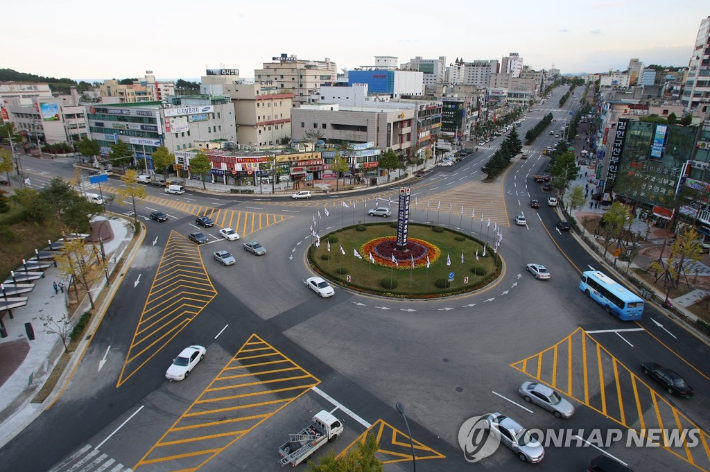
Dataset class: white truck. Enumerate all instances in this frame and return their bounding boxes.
[278,410,343,467]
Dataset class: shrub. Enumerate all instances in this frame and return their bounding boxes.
[336,267,347,274]
[70,311,92,342]
[355,225,367,231]
[380,279,398,289]
[432,226,445,233]
[471,266,486,276]
[390,222,398,228]
[434,278,450,289]
[328,235,339,243]
[455,236,465,241]
[321,254,330,260]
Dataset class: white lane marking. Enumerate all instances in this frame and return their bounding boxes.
[282,209,300,213]
[98,346,110,372]
[615,332,634,347]
[573,435,629,466]
[312,386,371,428]
[585,328,645,334]
[492,391,533,413]
[48,445,92,472]
[134,274,141,288]
[245,206,262,210]
[651,318,677,339]
[96,405,145,450]
[215,324,229,339]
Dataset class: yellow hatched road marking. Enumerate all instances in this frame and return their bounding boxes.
[673,407,693,463]
[551,345,558,388]
[631,375,645,431]
[596,343,606,415]
[613,359,625,425]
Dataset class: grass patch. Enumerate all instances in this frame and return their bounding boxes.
[309,223,500,298]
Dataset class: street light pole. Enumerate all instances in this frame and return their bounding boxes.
[395,402,416,471]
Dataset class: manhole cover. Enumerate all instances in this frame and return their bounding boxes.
[443,358,449,363]
[455,386,464,393]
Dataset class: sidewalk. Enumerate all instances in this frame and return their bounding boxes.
[0,215,135,448]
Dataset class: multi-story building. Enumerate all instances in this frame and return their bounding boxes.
[628,58,644,86]
[254,53,336,107]
[441,97,471,142]
[640,69,657,86]
[682,15,710,113]
[0,82,53,107]
[4,88,88,146]
[98,71,175,104]
[599,72,631,88]
[201,69,293,148]
[403,56,446,90]
[348,56,424,98]
[460,60,500,88]
[501,53,523,78]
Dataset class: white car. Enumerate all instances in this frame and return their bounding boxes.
[515,215,527,226]
[165,345,206,381]
[368,207,391,217]
[526,263,551,280]
[548,197,558,207]
[484,413,545,463]
[292,191,312,199]
[306,276,335,298]
[219,228,240,241]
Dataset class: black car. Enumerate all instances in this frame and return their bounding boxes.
[188,232,208,244]
[641,362,693,398]
[556,221,570,231]
[195,216,214,228]
[150,211,168,222]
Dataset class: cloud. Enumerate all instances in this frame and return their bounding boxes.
[590,29,601,34]
[559,29,568,33]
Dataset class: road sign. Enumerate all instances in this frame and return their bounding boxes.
[464,277,469,284]
[614,248,621,257]
[89,175,108,184]
[448,272,454,282]
[346,275,352,282]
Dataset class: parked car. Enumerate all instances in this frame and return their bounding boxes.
[219,228,240,241]
[149,211,168,222]
[188,232,208,244]
[165,345,206,381]
[518,381,574,418]
[243,241,266,256]
[530,200,540,209]
[415,170,427,177]
[484,413,544,463]
[526,264,551,280]
[292,190,312,199]
[137,174,151,184]
[368,207,391,217]
[641,362,693,397]
[515,215,527,226]
[195,216,214,228]
[306,276,335,298]
[542,183,552,191]
[556,221,570,231]
[213,250,236,266]
[520,153,528,159]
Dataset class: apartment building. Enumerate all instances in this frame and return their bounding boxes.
[347,56,424,98]
[403,56,446,90]
[682,15,710,112]
[254,53,336,107]
[98,71,175,103]
[501,53,523,78]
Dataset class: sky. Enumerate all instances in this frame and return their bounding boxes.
[3,1,708,82]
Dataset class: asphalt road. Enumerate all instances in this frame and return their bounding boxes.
[1,85,708,472]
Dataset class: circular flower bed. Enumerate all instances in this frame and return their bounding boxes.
[360,237,441,269]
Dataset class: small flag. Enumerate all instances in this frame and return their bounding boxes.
[438,201,441,209]
[310,225,313,233]
[487,218,490,227]
[494,221,497,231]
[313,215,316,225]
[482,246,486,257]
[415,196,418,205]
[318,210,321,219]
[411,255,414,268]
[476,249,479,260]
[315,240,320,248]
[427,200,430,208]
[342,201,349,208]
[391,254,398,266]
[327,241,331,252]
[340,245,345,255]
[461,206,464,215]
[324,207,330,217]
[369,252,375,264]
[481,213,484,223]
[446,254,451,266]
[426,255,430,268]
[472,208,475,218]
[461,251,464,264]
[354,248,362,259]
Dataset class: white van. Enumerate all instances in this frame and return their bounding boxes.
[85,193,104,205]
[165,184,185,195]
[137,174,151,184]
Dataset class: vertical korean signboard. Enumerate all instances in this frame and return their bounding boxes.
[608,119,629,186]
[396,187,411,250]
[650,124,668,159]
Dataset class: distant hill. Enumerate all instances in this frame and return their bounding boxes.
[0,68,76,85]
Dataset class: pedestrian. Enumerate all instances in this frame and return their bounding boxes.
[59,282,64,293]
[590,201,594,209]
[53,281,58,295]
[585,172,588,178]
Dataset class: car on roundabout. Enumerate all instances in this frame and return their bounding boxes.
[195,216,214,227]
[515,215,527,226]
[188,232,208,245]
[483,413,545,463]
[149,211,168,222]
[641,362,693,398]
[306,276,335,298]
[518,381,575,418]
[213,250,236,266]
[243,241,266,256]
[526,263,550,280]
[368,207,391,217]
[291,190,312,199]
[165,345,206,381]
[556,221,570,231]
[219,228,240,241]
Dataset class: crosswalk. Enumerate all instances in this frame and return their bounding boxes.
[48,444,132,472]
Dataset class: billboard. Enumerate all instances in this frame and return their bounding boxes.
[650,124,668,159]
[608,119,629,185]
[169,116,189,133]
[396,187,411,249]
[40,102,59,121]
[164,106,214,117]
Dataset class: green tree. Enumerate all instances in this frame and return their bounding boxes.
[501,127,522,158]
[600,202,629,257]
[650,226,703,305]
[151,146,175,181]
[549,151,578,192]
[481,151,507,180]
[109,140,134,172]
[188,153,213,190]
[40,178,96,233]
[77,137,100,165]
[667,112,677,125]
[118,169,147,228]
[331,154,350,191]
[307,433,382,472]
[0,121,19,143]
[377,149,400,182]
[0,148,14,182]
[680,114,693,126]
[0,190,10,213]
[569,185,586,211]
[54,238,98,309]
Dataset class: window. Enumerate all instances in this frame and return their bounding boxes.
[218,112,221,119]
[187,130,190,136]
[313,123,317,128]
[301,122,304,128]
[208,127,211,133]
[322,124,326,129]
[219,125,221,131]
[181,132,185,137]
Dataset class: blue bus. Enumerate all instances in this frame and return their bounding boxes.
[579,271,644,320]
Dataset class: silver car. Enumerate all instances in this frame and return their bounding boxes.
[484,413,544,463]
[243,241,266,256]
[518,382,575,418]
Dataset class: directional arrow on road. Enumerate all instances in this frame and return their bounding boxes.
[511,282,518,288]
[292,248,296,252]
[98,345,110,372]
[297,241,302,246]
[437,307,453,311]
[484,298,495,303]
[375,306,391,310]
[134,274,141,288]
[462,304,476,308]
[351,301,367,306]
[651,318,677,339]
[501,290,509,295]
[400,308,417,312]
[289,255,293,261]
[153,237,158,246]
[517,273,522,278]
